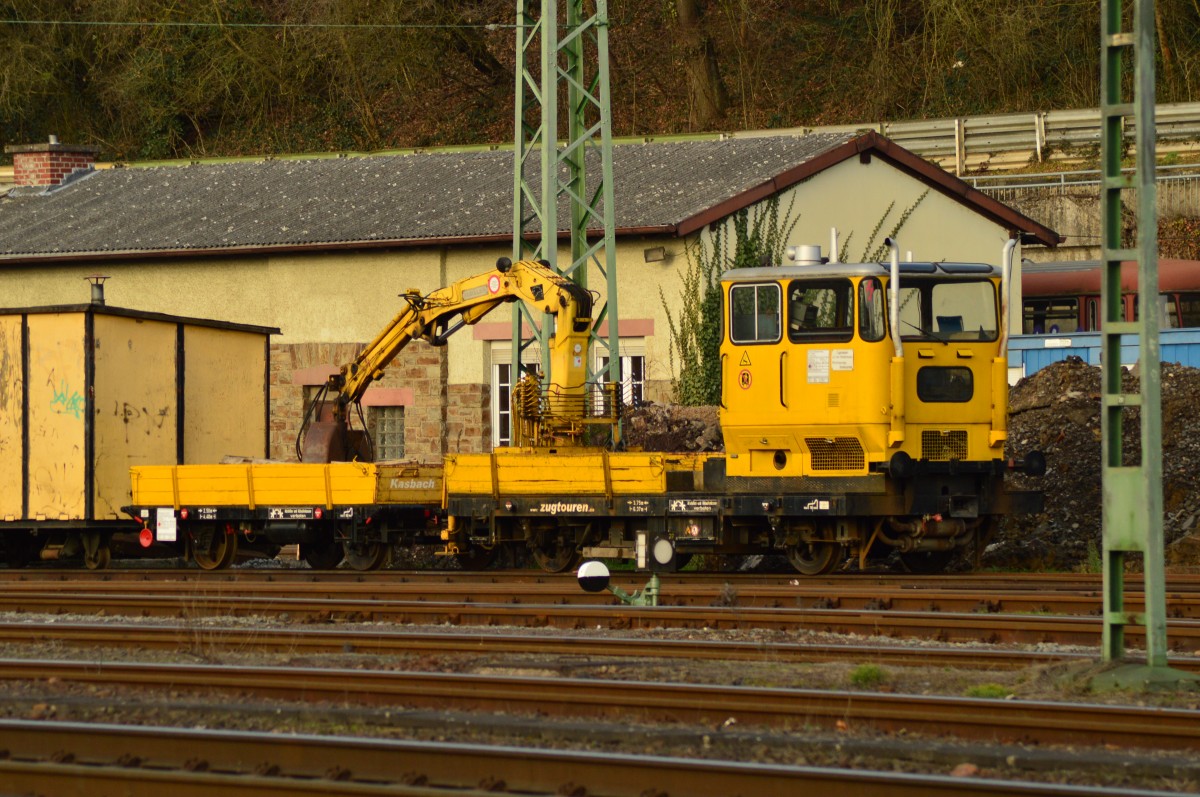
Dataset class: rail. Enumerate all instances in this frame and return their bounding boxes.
[0,719,1137,797]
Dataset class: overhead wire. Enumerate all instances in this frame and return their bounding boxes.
[0,19,515,30]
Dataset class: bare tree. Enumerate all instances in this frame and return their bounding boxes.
[673,0,729,130]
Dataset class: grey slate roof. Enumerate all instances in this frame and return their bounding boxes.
[0,131,1059,261]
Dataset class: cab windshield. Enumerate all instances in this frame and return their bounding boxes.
[896,278,997,342]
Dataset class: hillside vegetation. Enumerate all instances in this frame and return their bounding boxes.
[3,1,1200,161]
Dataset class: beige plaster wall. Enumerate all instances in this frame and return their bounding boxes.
[786,156,1020,265]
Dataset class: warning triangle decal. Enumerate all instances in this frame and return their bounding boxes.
[738,352,751,366]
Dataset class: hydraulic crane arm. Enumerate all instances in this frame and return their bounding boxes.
[300,257,594,462]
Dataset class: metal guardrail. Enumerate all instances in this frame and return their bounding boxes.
[729,101,1200,177]
[966,161,1200,190]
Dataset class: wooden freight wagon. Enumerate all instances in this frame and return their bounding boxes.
[0,299,277,568]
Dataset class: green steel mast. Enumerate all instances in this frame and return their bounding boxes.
[1097,0,1197,690]
[510,0,621,430]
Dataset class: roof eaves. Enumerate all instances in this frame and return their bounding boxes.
[0,224,682,267]
[672,140,858,238]
[672,132,1062,247]
[856,132,1063,247]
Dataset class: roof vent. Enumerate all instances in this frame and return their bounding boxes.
[786,244,823,265]
[85,275,109,306]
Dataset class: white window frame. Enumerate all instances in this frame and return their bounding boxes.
[490,342,540,449]
[596,338,646,409]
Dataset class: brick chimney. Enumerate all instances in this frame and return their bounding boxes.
[4,135,99,188]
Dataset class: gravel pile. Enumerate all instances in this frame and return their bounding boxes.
[623,404,723,452]
[624,359,1200,571]
[994,357,1200,570]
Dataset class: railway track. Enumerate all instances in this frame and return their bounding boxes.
[2,588,1199,648]
[3,569,1200,617]
[0,719,1163,797]
[0,657,1197,752]
[1,572,1196,794]
[6,568,1200,590]
[2,618,1199,673]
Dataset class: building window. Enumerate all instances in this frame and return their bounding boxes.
[598,354,645,407]
[491,346,541,448]
[369,406,405,460]
[493,361,513,448]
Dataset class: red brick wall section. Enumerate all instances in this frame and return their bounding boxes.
[447,383,491,454]
[270,342,362,460]
[401,347,448,462]
[269,341,491,463]
[12,151,96,187]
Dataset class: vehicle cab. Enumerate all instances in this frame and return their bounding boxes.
[719,244,1009,484]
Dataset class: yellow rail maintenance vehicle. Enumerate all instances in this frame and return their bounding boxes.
[125,245,1044,575]
[707,238,1045,573]
[441,239,1044,575]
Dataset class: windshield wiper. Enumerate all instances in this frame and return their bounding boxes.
[902,319,949,344]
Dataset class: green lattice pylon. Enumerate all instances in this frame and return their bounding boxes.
[1095,0,1197,692]
[510,0,620,412]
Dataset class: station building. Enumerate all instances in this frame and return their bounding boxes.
[0,133,1060,462]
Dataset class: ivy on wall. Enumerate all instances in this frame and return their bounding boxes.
[661,190,928,407]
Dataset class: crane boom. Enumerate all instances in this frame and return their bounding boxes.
[300,257,601,462]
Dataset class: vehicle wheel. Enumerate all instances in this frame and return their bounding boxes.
[530,540,580,573]
[455,546,499,571]
[83,544,111,570]
[343,541,387,571]
[899,549,956,574]
[301,538,344,570]
[80,532,112,571]
[786,542,842,576]
[193,525,238,571]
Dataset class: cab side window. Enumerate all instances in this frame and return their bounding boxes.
[858,277,885,342]
[730,283,781,344]
[787,279,853,342]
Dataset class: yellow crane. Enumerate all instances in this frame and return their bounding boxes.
[299,256,618,463]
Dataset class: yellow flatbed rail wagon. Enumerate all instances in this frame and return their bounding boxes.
[127,461,443,570]
[443,449,711,571]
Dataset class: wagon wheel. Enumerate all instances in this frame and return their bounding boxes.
[786,542,842,576]
[343,541,388,571]
[81,532,111,571]
[83,544,111,571]
[192,525,238,571]
[899,549,956,575]
[301,537,344,570]
[455,546,499,571]
[529,539,579,573]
